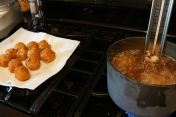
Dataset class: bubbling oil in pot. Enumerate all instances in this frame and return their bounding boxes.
[111,50,176,85]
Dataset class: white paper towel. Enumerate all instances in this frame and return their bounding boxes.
[0,28,80,90]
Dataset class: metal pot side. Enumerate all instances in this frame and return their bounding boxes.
[107,37,176,117]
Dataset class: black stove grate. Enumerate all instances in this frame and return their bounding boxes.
[34,24,122,117]
[1,2,176,116]
[1,20,175,116]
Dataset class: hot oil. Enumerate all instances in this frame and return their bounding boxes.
[111,50,176,85]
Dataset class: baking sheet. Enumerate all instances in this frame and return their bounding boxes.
[0,28,80,90]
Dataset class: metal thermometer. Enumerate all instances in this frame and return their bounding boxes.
[145,0,174,55]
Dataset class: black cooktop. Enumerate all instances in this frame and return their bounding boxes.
[0,1,176,117]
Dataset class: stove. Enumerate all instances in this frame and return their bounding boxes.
[0,1,176,117]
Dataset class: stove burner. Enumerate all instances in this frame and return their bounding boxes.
[125,112,138,117]
[125,112,171,117]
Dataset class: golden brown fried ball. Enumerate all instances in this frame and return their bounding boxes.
[8,59,23,73]
[16,48,28,61]
[27,41,39,50]
[6,48,18,59]
[14,42,27,50]
[27,47,40,60]
[15,66,30,81]
[25,57,40,70]
[0,54,12,67]
[38,40,51,51]
[40,48,56,63]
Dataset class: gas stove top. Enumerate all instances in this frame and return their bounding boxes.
[0,1,176,117]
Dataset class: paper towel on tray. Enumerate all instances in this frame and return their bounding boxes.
[0,28,80,90]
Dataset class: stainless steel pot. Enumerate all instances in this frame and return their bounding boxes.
[107,37,176,117]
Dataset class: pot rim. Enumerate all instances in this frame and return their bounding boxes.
[107,37,176,87]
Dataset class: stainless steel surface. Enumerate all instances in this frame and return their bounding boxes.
[0,0,23,39]
[107,37,176,117]
[145,0,174,55]
[29,0,38,14]
[28,0,43,20]
[36,0,43,18]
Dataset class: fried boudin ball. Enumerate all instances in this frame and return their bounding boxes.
[38,40,51,51]
[6,48,18,59]
[14,42,27,50]
[8,59,23,73]
[16,48,27,61]
[27,41,39,50]
[27,47,40,60]
[40,48,56,63]
[25,57,40,70]
[15,66,30,81]
[0,54,12,67]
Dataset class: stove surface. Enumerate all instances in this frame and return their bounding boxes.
[0,1,176,117]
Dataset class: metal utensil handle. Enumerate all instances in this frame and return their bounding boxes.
[145,0,174,55]
[151,0,165,55]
